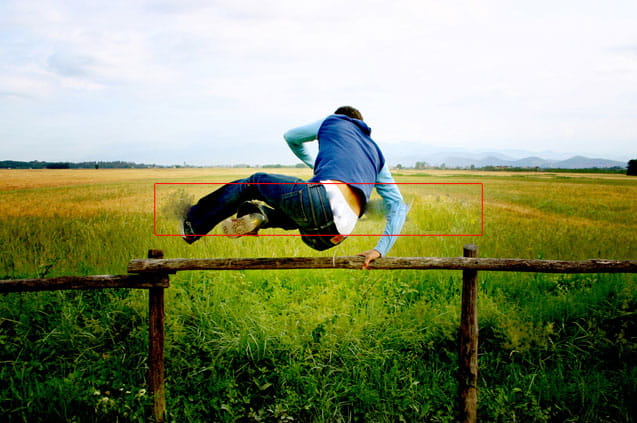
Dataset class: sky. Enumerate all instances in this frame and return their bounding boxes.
[1,0,636,166]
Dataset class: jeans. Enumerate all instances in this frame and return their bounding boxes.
[186,172,344,251]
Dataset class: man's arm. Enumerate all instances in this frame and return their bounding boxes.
[358,164,408,268]
[283,119,324,168]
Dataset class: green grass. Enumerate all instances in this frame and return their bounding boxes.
[0,169,636,422]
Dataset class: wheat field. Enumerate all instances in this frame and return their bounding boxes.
[0,168,635,422]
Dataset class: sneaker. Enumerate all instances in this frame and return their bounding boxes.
[180,219,201,244]
[221,213,266,238]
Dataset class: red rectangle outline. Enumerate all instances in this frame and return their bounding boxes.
[154,182,484,237]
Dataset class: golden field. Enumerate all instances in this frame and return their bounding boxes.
[1,168,636,422]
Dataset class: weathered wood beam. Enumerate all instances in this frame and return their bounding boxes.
[458,245,478,423]
[147,249,167,423]
[0,274,168,293]
[127,256,637,274]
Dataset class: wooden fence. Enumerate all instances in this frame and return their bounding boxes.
[2,245,636,423]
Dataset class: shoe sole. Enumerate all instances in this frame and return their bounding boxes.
[221,213,264,238]
[180,220,201,244]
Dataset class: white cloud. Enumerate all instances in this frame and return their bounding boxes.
[1,0,636,164]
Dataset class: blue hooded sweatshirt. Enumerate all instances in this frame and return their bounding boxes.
[309,114,385,205]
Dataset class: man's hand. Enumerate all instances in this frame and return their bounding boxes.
[357,249,381,269]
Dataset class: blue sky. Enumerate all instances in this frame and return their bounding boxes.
[1,0,636,165]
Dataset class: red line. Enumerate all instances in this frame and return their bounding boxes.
[156,234,484,237]
[154,181,485,237]
[481,183,485,236]
[153,183,158,236]
[154,182,484,185]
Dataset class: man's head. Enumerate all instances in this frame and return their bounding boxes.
[334,106,363,121]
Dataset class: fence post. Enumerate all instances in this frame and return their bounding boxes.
[459,244,479,423]
[147,249,168,423]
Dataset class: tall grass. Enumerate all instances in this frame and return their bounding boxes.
[0,169,635,422]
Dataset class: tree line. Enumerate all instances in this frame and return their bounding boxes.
[0,161,162,169]
[2,159,636,174]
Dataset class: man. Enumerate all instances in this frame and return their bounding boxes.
[182,106,407,268]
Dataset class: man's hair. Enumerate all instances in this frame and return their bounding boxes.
[334,106,363,121]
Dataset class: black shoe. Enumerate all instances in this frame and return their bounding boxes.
[180,219,201,244]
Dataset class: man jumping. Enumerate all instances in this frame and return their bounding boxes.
[181,106,408,268]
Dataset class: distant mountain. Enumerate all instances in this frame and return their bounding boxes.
[432,155,625,169]
[553,156,625,169]
[381,144,627,169]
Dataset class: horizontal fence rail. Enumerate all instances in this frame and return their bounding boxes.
[127,256,637,274]
[0,274,168,293]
